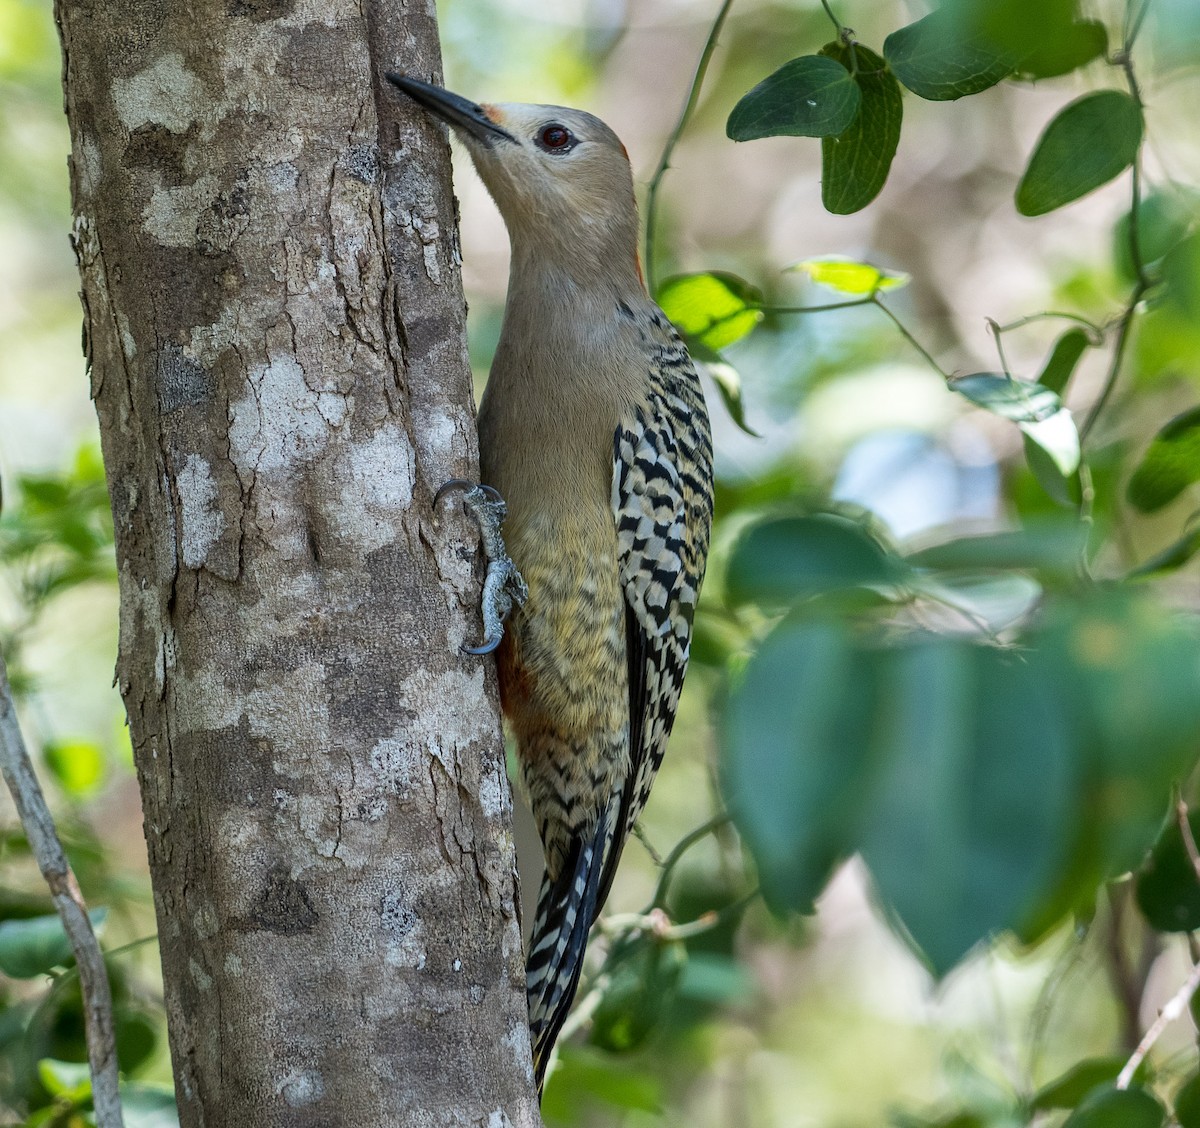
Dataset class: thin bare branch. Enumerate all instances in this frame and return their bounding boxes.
[1178,797,1200,884]
[1117,957,1200,1088]
[0,657,124,1127]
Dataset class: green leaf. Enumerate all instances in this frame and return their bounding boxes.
[792,257,909,295]
[37,1058,92,1103]
[1127,406,1200,513]
[1016,20,1108,80]
[906,523,1084,575]
[726,513,907,607]
[1021,408,1081,483]
[1032,1058,1127,1111]
[1016,91,1144,217]
[1039,595,1200,879]
[0,908,108,978]
[590,942,685,1052]
[952,373,1061,422]
[883,8,1015,101]
[116,1009,161,1075]
[1128,526,1200,578]
[1175,1071,1200,1128]
[1061,1085,1163,1128]
[1022,432,1076,508]
[819,43,904,215]
[722,618,878,912]
[1114,191,1198,284]
[860,639,1074,976]
[542,1046,662,1119]
[703,356,761,437]
[1037,328,1092,396]
[727,54,861,140]
[120,1083,181,1128]
[675,952,755,1004]
[657,272,764,352]
[1135,810,1200,932]
[1164,232,1200,319]
[43,740,106,798]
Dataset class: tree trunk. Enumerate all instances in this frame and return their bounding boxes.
[55,1,541,1123]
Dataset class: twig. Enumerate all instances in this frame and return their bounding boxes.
[1117,958,1200,1089]
[819,0,843,34]
[872,295,951,379]
[555,970,612,1044]
[650,813,731,909]
[756,297,875,315]
[1081,5,1153,443]
[1079,281,1148,443]
[631,822,663,867]
[987,317,1013,377]
[992,310,1105,341]
[643,0,735,292]
[0,657,124,1128]
[1124,0,1155,54]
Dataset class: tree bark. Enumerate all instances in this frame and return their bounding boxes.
[55,1,541,1123]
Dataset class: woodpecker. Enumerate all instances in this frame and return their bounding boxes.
[388,73,714,1090]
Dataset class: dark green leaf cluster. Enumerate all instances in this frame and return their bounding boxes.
[0,906,171,1125]
[721,512,1200,978]
[726,0,1134,215]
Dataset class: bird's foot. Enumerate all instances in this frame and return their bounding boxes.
[435,479,528,655]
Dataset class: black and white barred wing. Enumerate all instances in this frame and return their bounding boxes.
[601,329,713,907]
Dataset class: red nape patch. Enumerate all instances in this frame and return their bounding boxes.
[618,140,630,162]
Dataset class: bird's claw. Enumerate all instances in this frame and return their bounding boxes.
[436,478,528,656]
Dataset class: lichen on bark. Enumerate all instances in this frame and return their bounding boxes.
[56,0,540,1122]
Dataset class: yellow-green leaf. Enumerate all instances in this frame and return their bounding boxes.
[792,257,909,295]
[657,272,764,352]
[43,739,106,798]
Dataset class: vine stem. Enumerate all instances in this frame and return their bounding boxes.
[756,297,874,315]
[643,0,735,292]
[760,291,951,379]
[650,813,731,909]
[993,310,1105,341]
[872,295,951,379]
[819,0,842,34]
[1124,0,1155,53]
[1080,280,1148,442]
[1177,797,1200,883]
[1082,0,1153,443]
[0,658,124,1128]
[987,317,1013,377]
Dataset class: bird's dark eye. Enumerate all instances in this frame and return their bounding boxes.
[536,124,575,152]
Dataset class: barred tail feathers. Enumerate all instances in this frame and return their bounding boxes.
[526,800,618,1091]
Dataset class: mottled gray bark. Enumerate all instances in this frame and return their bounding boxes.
[55,1,540,1123]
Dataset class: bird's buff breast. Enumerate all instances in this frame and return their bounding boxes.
[494,509,628,751]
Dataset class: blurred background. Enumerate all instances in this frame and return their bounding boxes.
[2,0,1200,1124]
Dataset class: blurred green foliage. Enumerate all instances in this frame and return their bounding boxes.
[1,454,168,1126]
[2,0,1200,1124]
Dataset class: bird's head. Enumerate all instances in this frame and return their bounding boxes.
[387,74,642,282]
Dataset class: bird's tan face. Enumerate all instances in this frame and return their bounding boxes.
[386,75,641,271]
[460,103,637,243]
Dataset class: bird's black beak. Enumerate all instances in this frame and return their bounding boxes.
[386,73,515,146]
